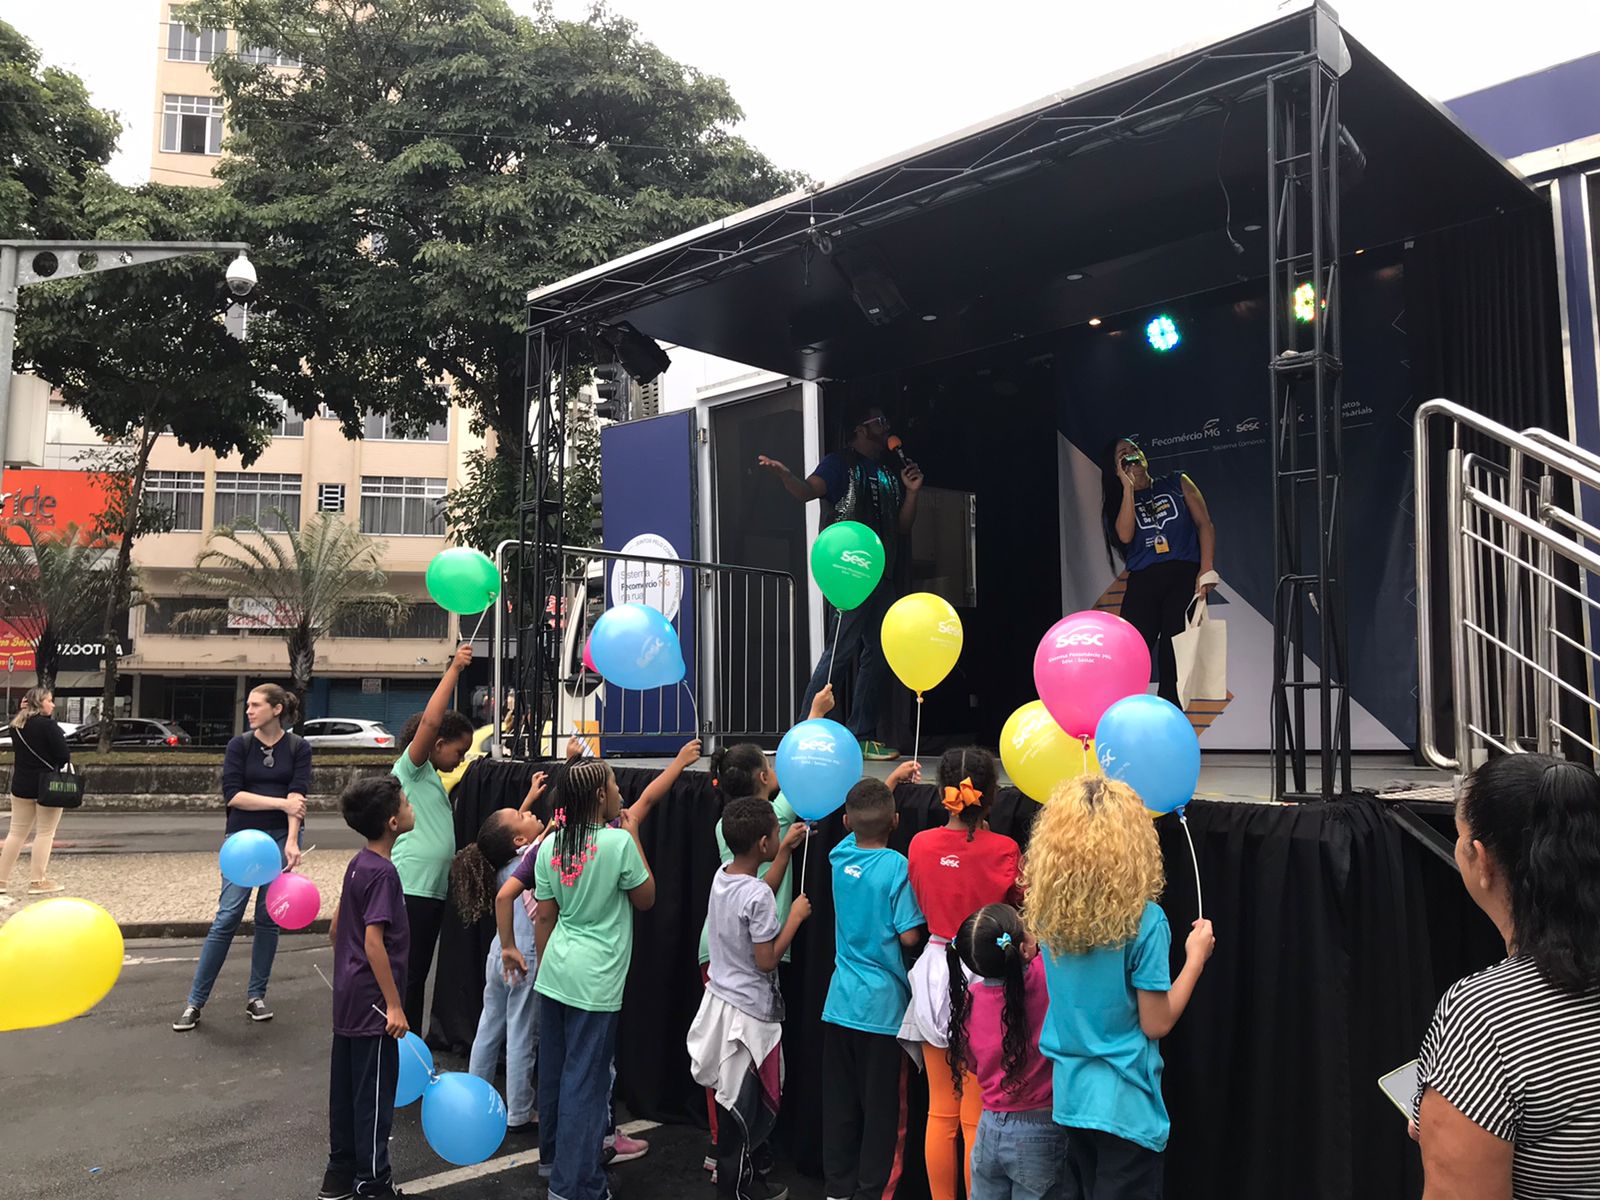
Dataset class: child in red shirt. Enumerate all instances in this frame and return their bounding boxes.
[901,748,1022,1200]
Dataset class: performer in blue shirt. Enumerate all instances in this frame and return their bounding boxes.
[1100,437,1218,707]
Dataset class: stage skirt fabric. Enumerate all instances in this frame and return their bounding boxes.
[439,759,1502,1200]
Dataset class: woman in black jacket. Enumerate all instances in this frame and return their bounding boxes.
[1,687,72,894]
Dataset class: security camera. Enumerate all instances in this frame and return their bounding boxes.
[225,252,257,298]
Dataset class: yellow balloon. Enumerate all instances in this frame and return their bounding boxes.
[1000,700,1096,803]
[0,897,124,1032]
[881,592,964,693]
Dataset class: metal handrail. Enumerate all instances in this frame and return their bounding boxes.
[1414,399,1600,771]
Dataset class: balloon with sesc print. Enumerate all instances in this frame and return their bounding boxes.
[811,521,885,611]
[1033,611,1151,738]
[264,871,321,931]
[421,1070,508,1165]
[999,700,1095,804]
[1094,694,1201,814]
[588,603,686,690]
[775,718,863,821]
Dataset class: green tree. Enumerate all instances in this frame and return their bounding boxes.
[0,522,120,693]
[176,512,407,695]
[187,0,798,523]
[14,178,281,749]
[0,20,120,238]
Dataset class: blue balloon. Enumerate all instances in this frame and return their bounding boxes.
[394,1032,435,1107]
[589,603,686,690]
[1094,694,1201,814]
[421,1071,508,1166]
[218,829,283,889]
[776,718,864,821]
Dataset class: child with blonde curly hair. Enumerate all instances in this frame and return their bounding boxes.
[1024,775,1214,1200]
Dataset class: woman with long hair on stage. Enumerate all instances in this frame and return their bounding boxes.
[1100,437,1218,707]
[1413,754,1600,1200]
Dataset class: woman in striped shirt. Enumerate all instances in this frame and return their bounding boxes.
[1414,754,1600,1200]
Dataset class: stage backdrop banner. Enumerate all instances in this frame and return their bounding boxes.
[598,410,701,753]
[1055,254,1416,750]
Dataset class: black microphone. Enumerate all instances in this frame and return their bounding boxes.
[886,435,913,473]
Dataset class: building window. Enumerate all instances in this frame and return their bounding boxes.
[166,6,226,62]
[215,472,302,530]
[332,603,450,639]
[362,411,448,442]
[360,476,446,536]
[269,395,304,438]
[146,470,205,532]
[238,45,301,68]
[161,94,224,156]
[318,483,345,513]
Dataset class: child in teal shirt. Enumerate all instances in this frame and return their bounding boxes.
[821,764,925,1200]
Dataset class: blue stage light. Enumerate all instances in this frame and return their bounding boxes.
[1146,314,1180,352]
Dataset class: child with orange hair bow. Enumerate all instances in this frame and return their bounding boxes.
[900,748,1023,1200]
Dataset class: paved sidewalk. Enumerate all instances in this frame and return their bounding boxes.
[0,849,351,935]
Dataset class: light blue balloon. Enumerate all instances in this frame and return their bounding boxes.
[589,603,686,690]
[1094,694,1201,814]
[421,1071,508,1166]
[218,829,283,889]
[776,718,864,822]
[394,1032,434,1107]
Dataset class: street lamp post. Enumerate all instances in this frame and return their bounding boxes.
[0,239,254,500]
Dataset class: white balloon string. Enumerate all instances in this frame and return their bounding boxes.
[1179,811,1204,921]
[827,612,843,690]
[313,962,437,1077]
[464,606,492,645]
[800,832,811,893]
[684,679,701,739]
[913,693,924,767]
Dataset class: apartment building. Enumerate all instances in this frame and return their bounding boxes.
[35,3,486,740]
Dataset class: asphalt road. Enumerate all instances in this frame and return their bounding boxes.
[0,811,368,856]
[0,937,823,1200]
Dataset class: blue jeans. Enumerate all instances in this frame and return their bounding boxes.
[801,582,895,741]
[186,828,292,1007]
[538,996,619,1200]
[970,1109,1071,1200]
[469,933,539,1125]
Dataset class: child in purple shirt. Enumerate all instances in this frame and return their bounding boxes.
[321,775,415,1200]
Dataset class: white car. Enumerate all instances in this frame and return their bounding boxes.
[0,721,79,744]
[298,718,396,749]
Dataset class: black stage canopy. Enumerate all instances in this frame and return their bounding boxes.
[526,2,1536,384]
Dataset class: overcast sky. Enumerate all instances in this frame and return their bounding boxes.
[4,0,1598,186]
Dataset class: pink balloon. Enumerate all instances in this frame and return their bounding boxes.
[1033,611,1152,739]
[264,872,321,931]
[582,635,598,675]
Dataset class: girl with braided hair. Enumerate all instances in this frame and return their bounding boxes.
[946,903,1061,1200]
[902,747,1023,1200]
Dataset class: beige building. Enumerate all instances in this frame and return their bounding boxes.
[28,4,486,740]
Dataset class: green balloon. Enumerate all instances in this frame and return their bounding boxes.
[426,548,502,614]
[811,521,885,611]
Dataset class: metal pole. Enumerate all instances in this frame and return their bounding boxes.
[0,244,20,505]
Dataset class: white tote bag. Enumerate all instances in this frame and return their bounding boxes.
[1173,596,1227,711]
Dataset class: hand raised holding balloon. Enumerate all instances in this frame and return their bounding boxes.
[450,643,473,674]
[809,683,836,720]
[886,759,922,790]
[1186,919,1216,967]
[782,821,810,852]
[790,894,813,923]
[674,739,703,769]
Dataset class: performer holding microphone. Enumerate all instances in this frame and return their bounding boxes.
[1100,437,1218,707]
[760,403,922,761]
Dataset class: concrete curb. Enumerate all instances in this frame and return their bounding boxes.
[119,918,333,939]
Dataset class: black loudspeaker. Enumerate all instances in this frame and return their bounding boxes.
[591,321,672,385]
[832,247,909,326]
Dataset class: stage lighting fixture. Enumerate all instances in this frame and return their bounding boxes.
[1293,281,1317,323]
[1146,314,1180,352]
[1088,317,1103,327]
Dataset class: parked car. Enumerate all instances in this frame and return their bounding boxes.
[0,721,78,744]
[66,718,192,748]
[298,718,395,749]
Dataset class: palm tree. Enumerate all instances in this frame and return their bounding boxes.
[0,521,121,692]
[176,511,407,696]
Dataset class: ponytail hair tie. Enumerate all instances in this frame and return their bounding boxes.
[995,932,1013,951]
